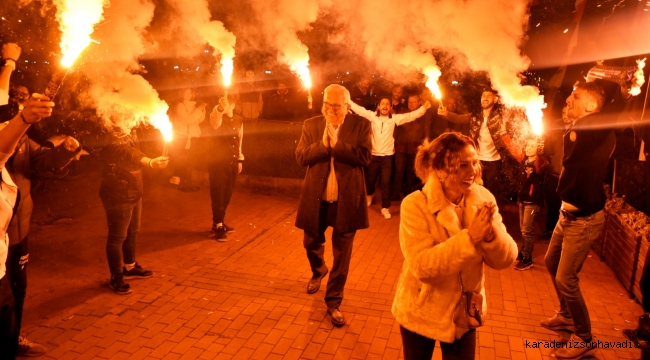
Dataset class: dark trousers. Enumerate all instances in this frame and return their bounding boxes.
[303,202,356,309]
[171,135,194,187]
[365,155,393,208]
[7,239,27,339]
[544,174,561,232]
[0,274,17,359]
[102,198,141,276]
[480,160,501,198]
[208,161,238,224]
[400,326,476,360]
[393,152,420,198]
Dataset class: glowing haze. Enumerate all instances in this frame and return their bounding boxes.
[249,0,319,89]
[54,0,106,67]
[79,0,171,140]
[325,0,545,133]
[166,0,236,88]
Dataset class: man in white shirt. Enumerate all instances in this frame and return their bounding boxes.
[349,97,431,219]
[439,89,524,200]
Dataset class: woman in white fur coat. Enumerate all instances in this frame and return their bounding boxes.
[392,132,518,360]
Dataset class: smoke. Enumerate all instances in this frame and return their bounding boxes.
[247,0,320,87]
[165,0,236,86]
[77,0,170,135]
[322,0,543,123]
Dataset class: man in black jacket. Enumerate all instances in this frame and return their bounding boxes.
[540,81,612,360]
[295,84,372,327]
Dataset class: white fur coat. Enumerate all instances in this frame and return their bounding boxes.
[391,174,517,343]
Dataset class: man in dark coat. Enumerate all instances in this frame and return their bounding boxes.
[295,84,372,327]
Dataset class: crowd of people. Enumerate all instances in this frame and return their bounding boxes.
[0,39,649,360]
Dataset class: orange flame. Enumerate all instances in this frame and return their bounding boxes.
[149,105,173,142]
[292,61,312,89]
[54,0,106,67]
[221,57,234,88]
[630,58,646,97]
[424,66,442,100]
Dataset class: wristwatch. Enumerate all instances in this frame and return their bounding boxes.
[0,58,17,69]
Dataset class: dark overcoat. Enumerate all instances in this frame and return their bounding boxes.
[295,114,372,234]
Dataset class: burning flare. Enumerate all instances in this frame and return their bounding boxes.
[630,58,646,97]
[54,0,106,67]
[294,62,312,90]
[221,58,234,88]
[150,107,173,142]
[424,66,442,101]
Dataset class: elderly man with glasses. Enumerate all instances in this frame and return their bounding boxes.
[295,84,372,327]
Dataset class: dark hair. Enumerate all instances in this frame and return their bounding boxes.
[572,81,606,110]
[375,96,393,116]
[415,132,480,182]
[481,88,498,96]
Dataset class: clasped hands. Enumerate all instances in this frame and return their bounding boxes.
[322,124,338,148]
[468,202,496,244]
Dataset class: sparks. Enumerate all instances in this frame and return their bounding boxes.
[54,0,106,68]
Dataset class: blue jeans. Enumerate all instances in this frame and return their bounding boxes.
[102,199,142,277]
[518,202,540,259]
[544,209,605,340]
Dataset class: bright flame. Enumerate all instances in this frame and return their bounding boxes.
[149,106,173,142]
[630,58,646,97]
[525,104,545,136]
[220,57,234,87]
[424,66,442,100]
[54,0,106,67]
[293,61,312,89]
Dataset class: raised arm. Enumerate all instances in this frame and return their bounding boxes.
[348,99,377,120]
[439,109,471,124]
[393,106,426,126]
[0,94,53,165]
[210,97,229,129]
[0,43,21,106]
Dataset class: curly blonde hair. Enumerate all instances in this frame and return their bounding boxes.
[415,132,481,182]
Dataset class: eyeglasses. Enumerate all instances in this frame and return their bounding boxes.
[323,102,345,111]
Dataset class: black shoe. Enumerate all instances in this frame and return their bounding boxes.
[623,313,650,350]
[516,251,523,261]
[110,275,132,295]
[514,258,533,271]
[123,262,153,279]
[214,225,227,242]
[223,223,235,233]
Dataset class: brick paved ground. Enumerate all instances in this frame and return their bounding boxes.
[21,177,646,359]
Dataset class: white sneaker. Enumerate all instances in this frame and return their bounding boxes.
[366,195,373,206]
[381,208,392,219]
